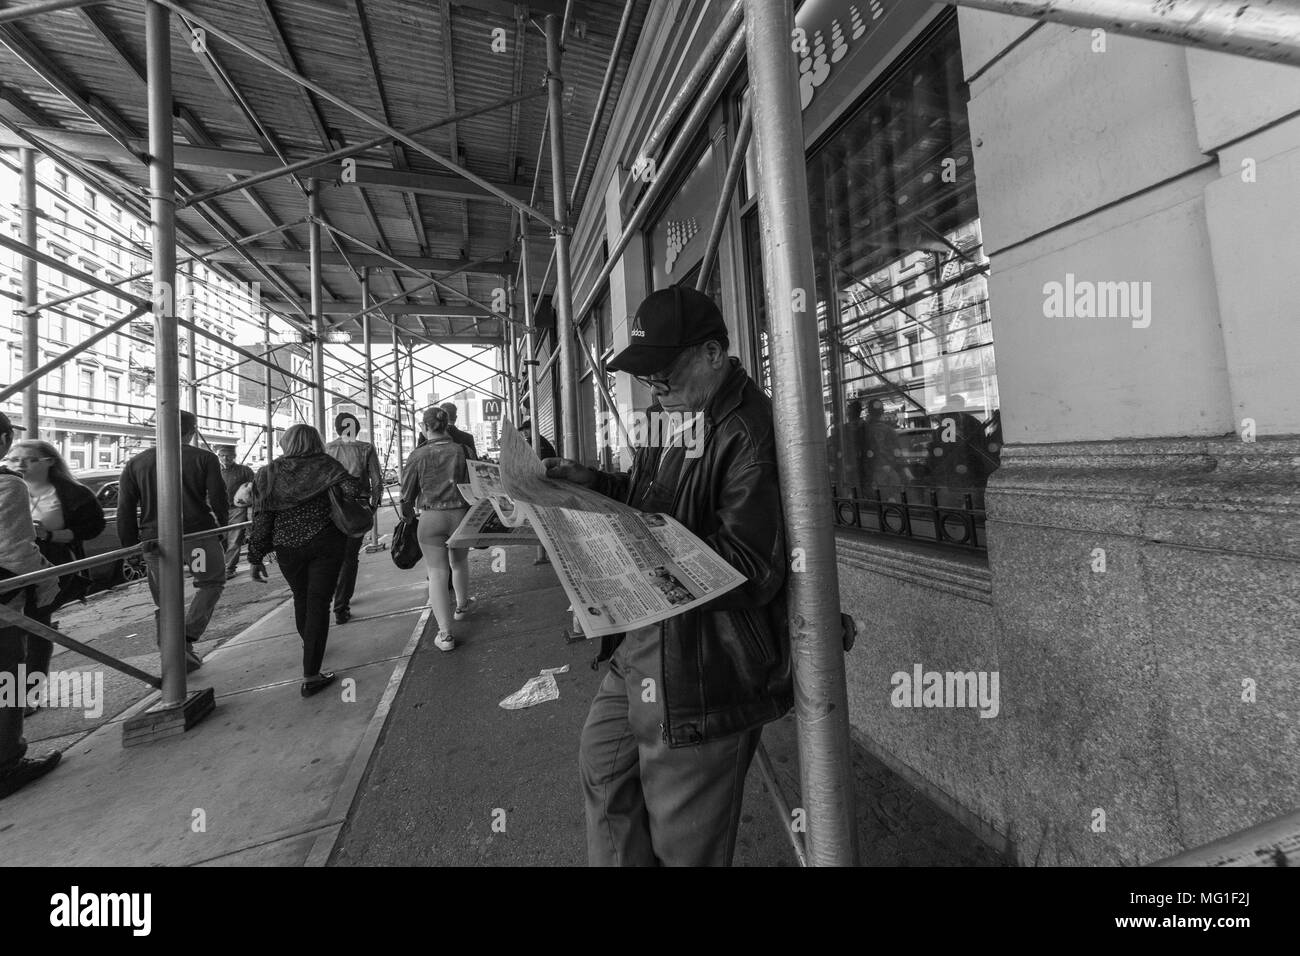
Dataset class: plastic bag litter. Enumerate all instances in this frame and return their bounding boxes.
[499,666,567,709]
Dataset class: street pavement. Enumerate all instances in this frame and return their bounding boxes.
[332,551,1007,867]
[3,499,1006,866]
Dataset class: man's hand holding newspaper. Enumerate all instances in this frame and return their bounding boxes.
[490,421,746,638]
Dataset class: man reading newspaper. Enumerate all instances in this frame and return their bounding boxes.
[544,286,791,867]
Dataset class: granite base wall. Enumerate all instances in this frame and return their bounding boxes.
[838,437,1300,865]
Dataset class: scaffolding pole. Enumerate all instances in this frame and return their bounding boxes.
[361,267,380,549]
[308,186,326,433]
[697,96,752,293]
[0,0,108,24]
[574,26,747,323]
[407,342,418,441]
[519,223,542,457]
[184,277,197,413]
[146,0,188,712]
[505,278,519,423]
[392,319,404,483]
[0,305,145,403]
[745,0,857,866]
[545,13,580,460]
[946,0,1300,67]
[19,147,38,437]
[182,89,547,208]
[263,314,274,465]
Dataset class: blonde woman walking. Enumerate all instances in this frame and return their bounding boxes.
[400,406,471,651]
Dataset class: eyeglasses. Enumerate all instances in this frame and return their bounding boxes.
[633,347,696,395]
[3,456,50,466]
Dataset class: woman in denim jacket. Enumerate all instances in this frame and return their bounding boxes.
[400,406,470,651]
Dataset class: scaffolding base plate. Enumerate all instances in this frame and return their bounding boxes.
[122,687,216,747]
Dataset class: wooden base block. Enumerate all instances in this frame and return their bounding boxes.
[122,687,216,747]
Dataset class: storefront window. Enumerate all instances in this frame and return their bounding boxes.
[749,16,1000,550]
[813,18,998,548]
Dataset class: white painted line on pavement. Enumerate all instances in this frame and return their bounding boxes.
[303,603,435,868]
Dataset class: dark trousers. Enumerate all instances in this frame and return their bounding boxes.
[0,622,27,771]
[22,598,53,684]
[277,525,347,677]
[579,625,761,866]
[225,509,249,573]
[332,534,366,614]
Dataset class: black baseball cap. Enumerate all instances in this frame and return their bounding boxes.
[0,411,25,438]
[607,286,728,376]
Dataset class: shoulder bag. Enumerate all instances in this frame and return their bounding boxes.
[329,483,374,537]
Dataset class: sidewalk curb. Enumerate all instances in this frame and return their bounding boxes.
[304,603,434,867]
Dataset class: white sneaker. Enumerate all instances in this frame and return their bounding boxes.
[433,630,456,652]
[453,597,475,621]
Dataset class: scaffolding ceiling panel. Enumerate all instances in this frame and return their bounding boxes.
[0,0,649,347]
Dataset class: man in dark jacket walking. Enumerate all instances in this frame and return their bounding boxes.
[118,411,228,672]
[545,286,791,866]
[324,412,383,624]
[439,403,479,461]
[217,445,254,578]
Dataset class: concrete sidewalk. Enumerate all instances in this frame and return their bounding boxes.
[2,527,1009,866]
[332,552,1008,867]
[0,519,433,866]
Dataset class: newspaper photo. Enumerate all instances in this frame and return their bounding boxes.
[460,466,529,527]
[446,497,541,549]
[496,421,747,638]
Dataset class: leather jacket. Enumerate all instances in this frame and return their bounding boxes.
[591,359,793,748]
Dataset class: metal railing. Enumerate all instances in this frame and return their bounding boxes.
[832,486,988,551]
[0,520,252,690]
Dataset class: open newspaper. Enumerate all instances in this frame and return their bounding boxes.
[492,421,746,638]
[447,496,540,549]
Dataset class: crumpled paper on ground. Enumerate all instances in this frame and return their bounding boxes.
[499,665,570,710]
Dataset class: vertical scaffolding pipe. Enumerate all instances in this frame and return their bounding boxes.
[19,147,39,437]
[146,0,187,708]
[505,278,519,422]
[744,0,857,866]
[519,224,540,457]
[544,14,580,460]
[361,267,378,547]
[391,318,404,482]
[406,343,417,443]
[184,279,197,413]
[308,185,326,433]
[263,313,273,465]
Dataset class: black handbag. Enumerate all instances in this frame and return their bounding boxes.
[329,484,374,537]
[390,517,422,569]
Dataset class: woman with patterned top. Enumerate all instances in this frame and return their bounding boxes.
[248,424,363,697]
[400,405,471,652]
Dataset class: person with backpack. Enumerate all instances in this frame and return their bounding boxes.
[324,413,383,625]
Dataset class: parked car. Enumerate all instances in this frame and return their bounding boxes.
[74,469,147,591]
[383,467,398,485]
